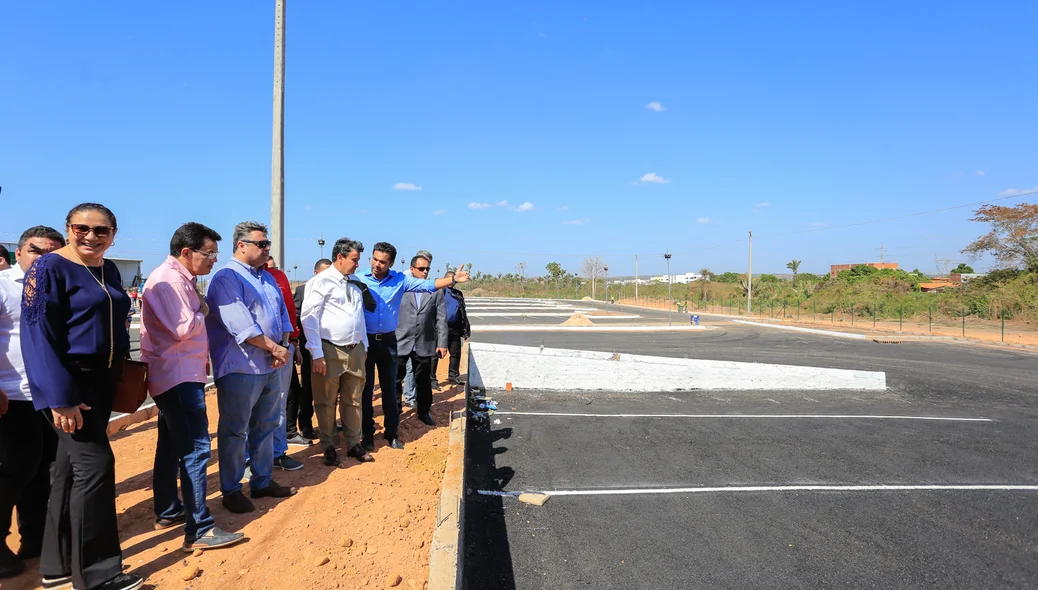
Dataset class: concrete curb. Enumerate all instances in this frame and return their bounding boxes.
[471,325,717,333]
[468,342,886,391]
[428,412,467,585]
[730,319,867,340]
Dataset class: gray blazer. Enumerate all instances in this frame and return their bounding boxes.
[395,288,447,357]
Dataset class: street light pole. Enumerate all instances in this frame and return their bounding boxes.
[664,251,672,301]
[604,266,609,303]
[317,233,325,259]
[270,0,287,267]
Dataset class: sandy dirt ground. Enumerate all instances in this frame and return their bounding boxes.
[618,297,1038,347]
[5,362,464,590]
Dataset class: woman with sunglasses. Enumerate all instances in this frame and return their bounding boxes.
[20,203,143,590]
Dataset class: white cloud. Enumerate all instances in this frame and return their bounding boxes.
[557,206,569,211]
[562,218,592,225]
[998,186,1038,197]
[468,202,491,209]
[751,201,771,213]
[433,209,447,216]
[496,200,509,207]
[639,172,670,184]
[976,170,985,176]
[392,182,422,191]
[646,101,665,112]
[304,204,312,211]
[516,202,535,212]
[696,217,710,224]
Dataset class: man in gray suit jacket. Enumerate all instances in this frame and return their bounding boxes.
[394,254,448,426]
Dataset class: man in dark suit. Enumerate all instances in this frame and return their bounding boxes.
[431,268,471,386]
[394,254,447,427]
[287,258,331,441]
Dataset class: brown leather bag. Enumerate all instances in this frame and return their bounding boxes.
[112,359,149,414]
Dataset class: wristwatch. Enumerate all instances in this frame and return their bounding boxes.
[279,340,290,348]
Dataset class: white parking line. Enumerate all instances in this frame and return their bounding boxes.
[478,484,1038,497]
[496,412,993,422]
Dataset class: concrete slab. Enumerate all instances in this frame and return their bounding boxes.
[468,342,886,391]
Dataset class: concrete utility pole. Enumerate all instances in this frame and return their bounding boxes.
[747,231,753,314]
[634,254,639,303]
[270,0,287,267]
[664,251,672,301]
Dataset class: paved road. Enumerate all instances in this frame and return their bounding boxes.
[462,301,1038,589]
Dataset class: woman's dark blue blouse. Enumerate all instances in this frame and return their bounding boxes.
[20,253,131,410]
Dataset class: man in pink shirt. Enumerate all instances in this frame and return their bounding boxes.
[140,223,244,552]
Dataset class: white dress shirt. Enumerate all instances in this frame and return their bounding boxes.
[0,266,31,402]
[300,266,368,360]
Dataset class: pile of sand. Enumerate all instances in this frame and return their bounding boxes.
[562,312,595,326]
[580,296,594,301]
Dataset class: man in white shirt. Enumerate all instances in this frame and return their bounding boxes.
[300,238,375,466]
[0,226,64,579]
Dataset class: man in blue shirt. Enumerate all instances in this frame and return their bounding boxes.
[357,242,470,450]
[205,221,297,514]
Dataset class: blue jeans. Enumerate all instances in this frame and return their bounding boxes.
[152,382,216,542]
[215,371,281,494]
[403,356,416,406]
[272,344,294,457]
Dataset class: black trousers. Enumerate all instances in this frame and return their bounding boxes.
[285,348,314,436]
[0,400,56,558]
[396,352,434,415]
[362,333,400,442]
[430,332,464,381]
[42,359,123,590]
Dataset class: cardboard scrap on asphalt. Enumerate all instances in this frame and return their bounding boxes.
[519,493,551,506]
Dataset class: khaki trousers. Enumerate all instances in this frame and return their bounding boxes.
[314,341,366,449]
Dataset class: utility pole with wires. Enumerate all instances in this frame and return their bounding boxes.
[634,254,639,303]
[878,242,886,263]
[270,0,287,267]
[747,231,753,314]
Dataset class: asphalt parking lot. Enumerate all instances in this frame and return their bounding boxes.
[462,299,1038,589]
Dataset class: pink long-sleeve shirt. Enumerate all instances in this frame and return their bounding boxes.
[140,256,209,396]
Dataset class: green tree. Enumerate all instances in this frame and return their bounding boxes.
[698,268,715,281]
[786,259,801,279]
[545,261,566,297]
[962,203,1038,271]
[715,271,743,283]
[951,263,975,274]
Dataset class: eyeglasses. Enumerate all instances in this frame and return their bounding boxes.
[241,239,272,250]
[193,250,219,261]
[69,224,114,238]
[413,266,430,272]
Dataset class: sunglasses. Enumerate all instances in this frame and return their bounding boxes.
[413,266,430,272]
[241,239,272,250]
[193,249,220,261]
[69,224,114,238]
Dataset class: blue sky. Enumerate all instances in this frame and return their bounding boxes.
[2,1,1036,279]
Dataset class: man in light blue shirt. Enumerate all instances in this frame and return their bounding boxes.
[356,242,469,451]
[205,221,297,514]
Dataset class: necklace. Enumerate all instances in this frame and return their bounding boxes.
[68,249,114,369]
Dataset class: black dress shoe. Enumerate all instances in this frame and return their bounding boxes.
[300,426,318,440]
[346,444,375,462]
[222,490,255,514]
[323,445,341,467]
[95,573,144,590]
[388,438,405,450]
[361,438,375,452]
[251,479,297,499]
[418,413,436,426]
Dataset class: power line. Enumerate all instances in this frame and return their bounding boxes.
[758,190,1037,239]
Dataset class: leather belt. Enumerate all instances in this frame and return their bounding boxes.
[369,332,395,341]
[322,339,359,350]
